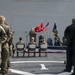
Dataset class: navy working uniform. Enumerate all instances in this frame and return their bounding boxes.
[39,34,44,46]
[0,16,13,75]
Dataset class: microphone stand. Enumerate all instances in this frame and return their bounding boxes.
[26,34,28,48]
[25,31,28,48]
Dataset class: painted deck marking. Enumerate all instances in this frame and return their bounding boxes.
[10,69,35,75]
[11,61,64,64]
[40,64,48,70]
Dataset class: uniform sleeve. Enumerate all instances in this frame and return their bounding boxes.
[0,29,7,43]
[7,27,14,42]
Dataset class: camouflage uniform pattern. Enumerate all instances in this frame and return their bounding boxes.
[7,27,14,57]
[1,24,13,74]
[0,25,7,74]
[54,36,61,46]
[6,26,14,69]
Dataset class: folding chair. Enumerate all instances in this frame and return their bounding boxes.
[28,43,36,57]
[16,44,25,57]
[39,43,47,57]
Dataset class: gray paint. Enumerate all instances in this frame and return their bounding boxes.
[0,0,75,45]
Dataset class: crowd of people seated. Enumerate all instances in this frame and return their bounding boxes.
[12,34,67,57]
[12,35,48,57]
[47,36,67,46]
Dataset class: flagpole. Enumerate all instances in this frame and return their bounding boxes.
[47,27,49,40]
[52,21,59,46]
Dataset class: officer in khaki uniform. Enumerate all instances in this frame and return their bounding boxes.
[16,37,25,49]
[28,37,36,57]
[16,37,25,57]
[0,16,13,75]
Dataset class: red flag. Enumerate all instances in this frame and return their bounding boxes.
[34,22,45,32]
[34,22,49,32]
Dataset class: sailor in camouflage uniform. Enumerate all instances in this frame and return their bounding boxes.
[4,22,14,70]
[0,16,13,75]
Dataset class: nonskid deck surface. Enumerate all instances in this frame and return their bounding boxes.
[0,49,72,75]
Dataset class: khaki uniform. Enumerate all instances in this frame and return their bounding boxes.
[16,40,25,48]
[28,41,36,45]
[28,37,36,46]
[1,24,13,74]
[28,40,36,57]
[16,40,25,57]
